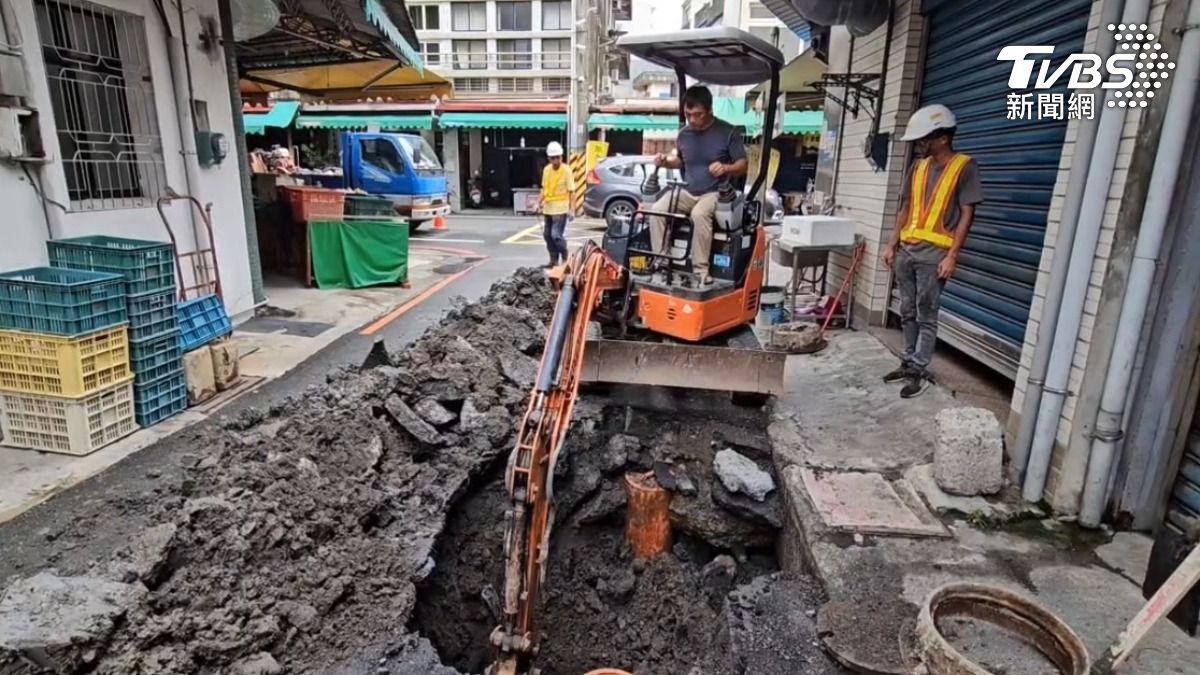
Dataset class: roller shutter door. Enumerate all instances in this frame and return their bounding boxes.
[1165,399,1200,533]
[916,0,1091,377]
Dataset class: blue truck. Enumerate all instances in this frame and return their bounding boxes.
[306,132,450,229]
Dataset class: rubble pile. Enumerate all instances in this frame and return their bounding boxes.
[0,268,555,675]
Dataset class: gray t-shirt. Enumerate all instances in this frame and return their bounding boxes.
[677,119,747,196]
[899,156,983,262]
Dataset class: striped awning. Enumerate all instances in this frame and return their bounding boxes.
[438,112,567,130]
[296,114,434,131]
[587,113,680,132]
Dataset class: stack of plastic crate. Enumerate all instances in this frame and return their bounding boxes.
[48,236,186,427]
[0,267,136,455]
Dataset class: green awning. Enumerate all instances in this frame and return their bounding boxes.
[438,112,567,130]
[780,110,823,135]
[587,113,680,132]
[296,114,434,131]
[243,101,300,135]
[713,97,757,130]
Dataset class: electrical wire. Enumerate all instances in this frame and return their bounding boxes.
[20,163,67,241]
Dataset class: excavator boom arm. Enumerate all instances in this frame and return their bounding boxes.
[491,243,623,675]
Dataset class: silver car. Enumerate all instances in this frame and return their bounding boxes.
[583,154,784,227]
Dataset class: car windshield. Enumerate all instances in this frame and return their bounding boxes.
[395,135,443,172]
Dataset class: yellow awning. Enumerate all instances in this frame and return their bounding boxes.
[241,60,450,102]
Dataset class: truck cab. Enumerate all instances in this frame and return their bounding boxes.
[340,132,450,228]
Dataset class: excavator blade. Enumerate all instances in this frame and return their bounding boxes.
[580,338,786,395]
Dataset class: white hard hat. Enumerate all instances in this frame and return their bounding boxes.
[900,104,957,142]
[546,141,564,157]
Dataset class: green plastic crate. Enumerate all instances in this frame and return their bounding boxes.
[0,267,126,336]
[48,236,176,296]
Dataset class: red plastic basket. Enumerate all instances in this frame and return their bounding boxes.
[282,186,345,222]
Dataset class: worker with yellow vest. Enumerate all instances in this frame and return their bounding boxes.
[539,141,574,268]
[881,104,983,398]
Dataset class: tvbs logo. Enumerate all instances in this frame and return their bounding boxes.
[999,23,1175,106]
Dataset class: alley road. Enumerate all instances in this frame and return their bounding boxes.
[0,213,599,577]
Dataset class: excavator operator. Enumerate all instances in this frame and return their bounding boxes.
[647,85,748,286]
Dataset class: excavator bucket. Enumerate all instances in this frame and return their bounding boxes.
[580,339,786,395]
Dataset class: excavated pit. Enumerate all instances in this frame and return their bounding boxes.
[413,401,791,675]
[1,268,838,675]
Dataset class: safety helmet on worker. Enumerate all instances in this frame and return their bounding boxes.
[546,141,564,157]
[900,104,957,142]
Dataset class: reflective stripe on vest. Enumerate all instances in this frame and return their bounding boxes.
[901,153,971,249]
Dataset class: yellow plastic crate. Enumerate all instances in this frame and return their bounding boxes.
[0,325,130,397]
[0,378,137,455]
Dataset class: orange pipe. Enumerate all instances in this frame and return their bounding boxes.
[624,471,672,559]
[584,671,634,675]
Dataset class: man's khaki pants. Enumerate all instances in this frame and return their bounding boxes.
[647,189,718,278]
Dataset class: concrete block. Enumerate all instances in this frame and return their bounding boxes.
[934,407,1004,496]
[209,339,240,391]
[183,348,217,406]
[714,449,775,502]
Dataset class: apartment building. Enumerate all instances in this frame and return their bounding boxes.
[407,0,574,98]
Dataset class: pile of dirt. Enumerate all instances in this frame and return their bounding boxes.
[0,268,555,675]
[414,404,805,675]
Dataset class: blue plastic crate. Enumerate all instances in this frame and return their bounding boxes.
[130,330,183,384]
[127,290,180,341]
[48,236,176,296]
[177,295,232,353]
[0,267,126,336]
[133,369,187,427]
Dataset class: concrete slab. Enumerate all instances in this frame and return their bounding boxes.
[774,333,962,472]
[904,463,1042,521]
[0,250,455,524]
[1095,531,1154,584]
[797,467,948,538]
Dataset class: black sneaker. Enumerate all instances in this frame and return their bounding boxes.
[900,374,931,399]
[883,364,911,383]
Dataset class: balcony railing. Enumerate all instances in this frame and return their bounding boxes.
[442,50,572,71]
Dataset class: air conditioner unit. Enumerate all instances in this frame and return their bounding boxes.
[0,106,32,159]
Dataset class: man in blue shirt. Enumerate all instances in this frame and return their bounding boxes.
[648,86,748,285]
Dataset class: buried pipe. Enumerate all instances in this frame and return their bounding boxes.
[917,583,1090,675]
[583,671,634,675]
[623,471,672,559]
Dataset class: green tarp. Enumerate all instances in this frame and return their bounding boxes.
[438,112,567,130]
[296,114,434,130]
[308,220,408,289]
[243,101,300,135]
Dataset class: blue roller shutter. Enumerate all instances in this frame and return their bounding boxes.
[916,0,1091,377]
[1166,403,1200,533]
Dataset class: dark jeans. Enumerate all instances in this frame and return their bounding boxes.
[894,246,946,372]
[543,214,568,263]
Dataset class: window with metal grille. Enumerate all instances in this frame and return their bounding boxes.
[408,4,439,30]
[453,77,489,93]
[497,77,533,93]
[497,38,531,70]
[542,77,570,93]
[541,38,569,69]
[451,2,485,30]
[452,39,487,69]
[496,1,531,30]
[542,0,570,30]
[35,0,165,211]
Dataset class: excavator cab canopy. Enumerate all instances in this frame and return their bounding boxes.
[615,26,785,87]
[616,26,785,204]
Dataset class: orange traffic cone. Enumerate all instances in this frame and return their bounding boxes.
[433,215,446,230]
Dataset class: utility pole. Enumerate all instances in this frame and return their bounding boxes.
[568,0,592,156]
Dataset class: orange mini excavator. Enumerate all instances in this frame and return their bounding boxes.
[488,27,786,675]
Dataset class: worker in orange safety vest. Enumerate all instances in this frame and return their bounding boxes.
[881,104,983,399]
